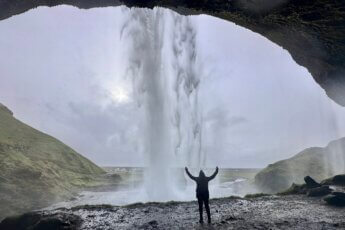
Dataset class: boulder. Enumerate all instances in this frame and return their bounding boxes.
[139,220,159,229]
[304,176,321,189]
[332,175,345,186]
[324,192,345,207]
[0,212,81,230]
[321,174,345,186]
[332,192,345,199]
[307,186,332,197]
[321,177,334,185]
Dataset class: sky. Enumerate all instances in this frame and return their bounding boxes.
[1,6,345,168]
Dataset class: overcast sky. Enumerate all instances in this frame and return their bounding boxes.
[1,6,345,168]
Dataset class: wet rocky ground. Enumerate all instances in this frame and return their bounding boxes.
[2,194,345,230]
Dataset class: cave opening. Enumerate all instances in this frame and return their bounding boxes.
[0,5,345,206]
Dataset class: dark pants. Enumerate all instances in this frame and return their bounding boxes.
[197,196,211,223]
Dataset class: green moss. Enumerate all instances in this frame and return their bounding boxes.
[277,183,307,196]
[244,193,270,199]
[212,195,242,201]
[0,103,105,220]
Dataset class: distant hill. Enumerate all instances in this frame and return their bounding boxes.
[255,137,345,193]
[0,103,105,219]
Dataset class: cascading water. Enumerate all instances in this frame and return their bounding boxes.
[121,8,204,201]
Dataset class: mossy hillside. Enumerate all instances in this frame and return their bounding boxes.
[0,103,105,219]
[255,137,345,193]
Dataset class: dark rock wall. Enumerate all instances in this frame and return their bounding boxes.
[0,0,344,105]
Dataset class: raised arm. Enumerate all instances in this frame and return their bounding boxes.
[185,167,197,181]
[207,167,219,181]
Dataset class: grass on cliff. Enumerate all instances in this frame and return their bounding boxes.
[254,138,345,193]
[0,103,105,219]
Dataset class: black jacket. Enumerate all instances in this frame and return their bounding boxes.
[186,168,218,199]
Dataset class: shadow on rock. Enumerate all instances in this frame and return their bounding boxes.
[0,212,81,230]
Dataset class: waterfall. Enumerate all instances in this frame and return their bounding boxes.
[121,8,204,201]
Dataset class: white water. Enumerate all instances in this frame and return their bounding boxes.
[47,179,246,209]
[121,8,204,201]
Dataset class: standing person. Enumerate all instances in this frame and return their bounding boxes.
[185,166,219,224]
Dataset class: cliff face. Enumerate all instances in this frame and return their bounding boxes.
[0,103,105,219]
[0,0,344,105]
[255,137,345,193]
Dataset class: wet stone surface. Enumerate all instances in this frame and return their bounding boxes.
[4,195,344,230]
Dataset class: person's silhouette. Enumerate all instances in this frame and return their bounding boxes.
[185,166,219,224]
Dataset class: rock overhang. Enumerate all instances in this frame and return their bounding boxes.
[0,0,344,105]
